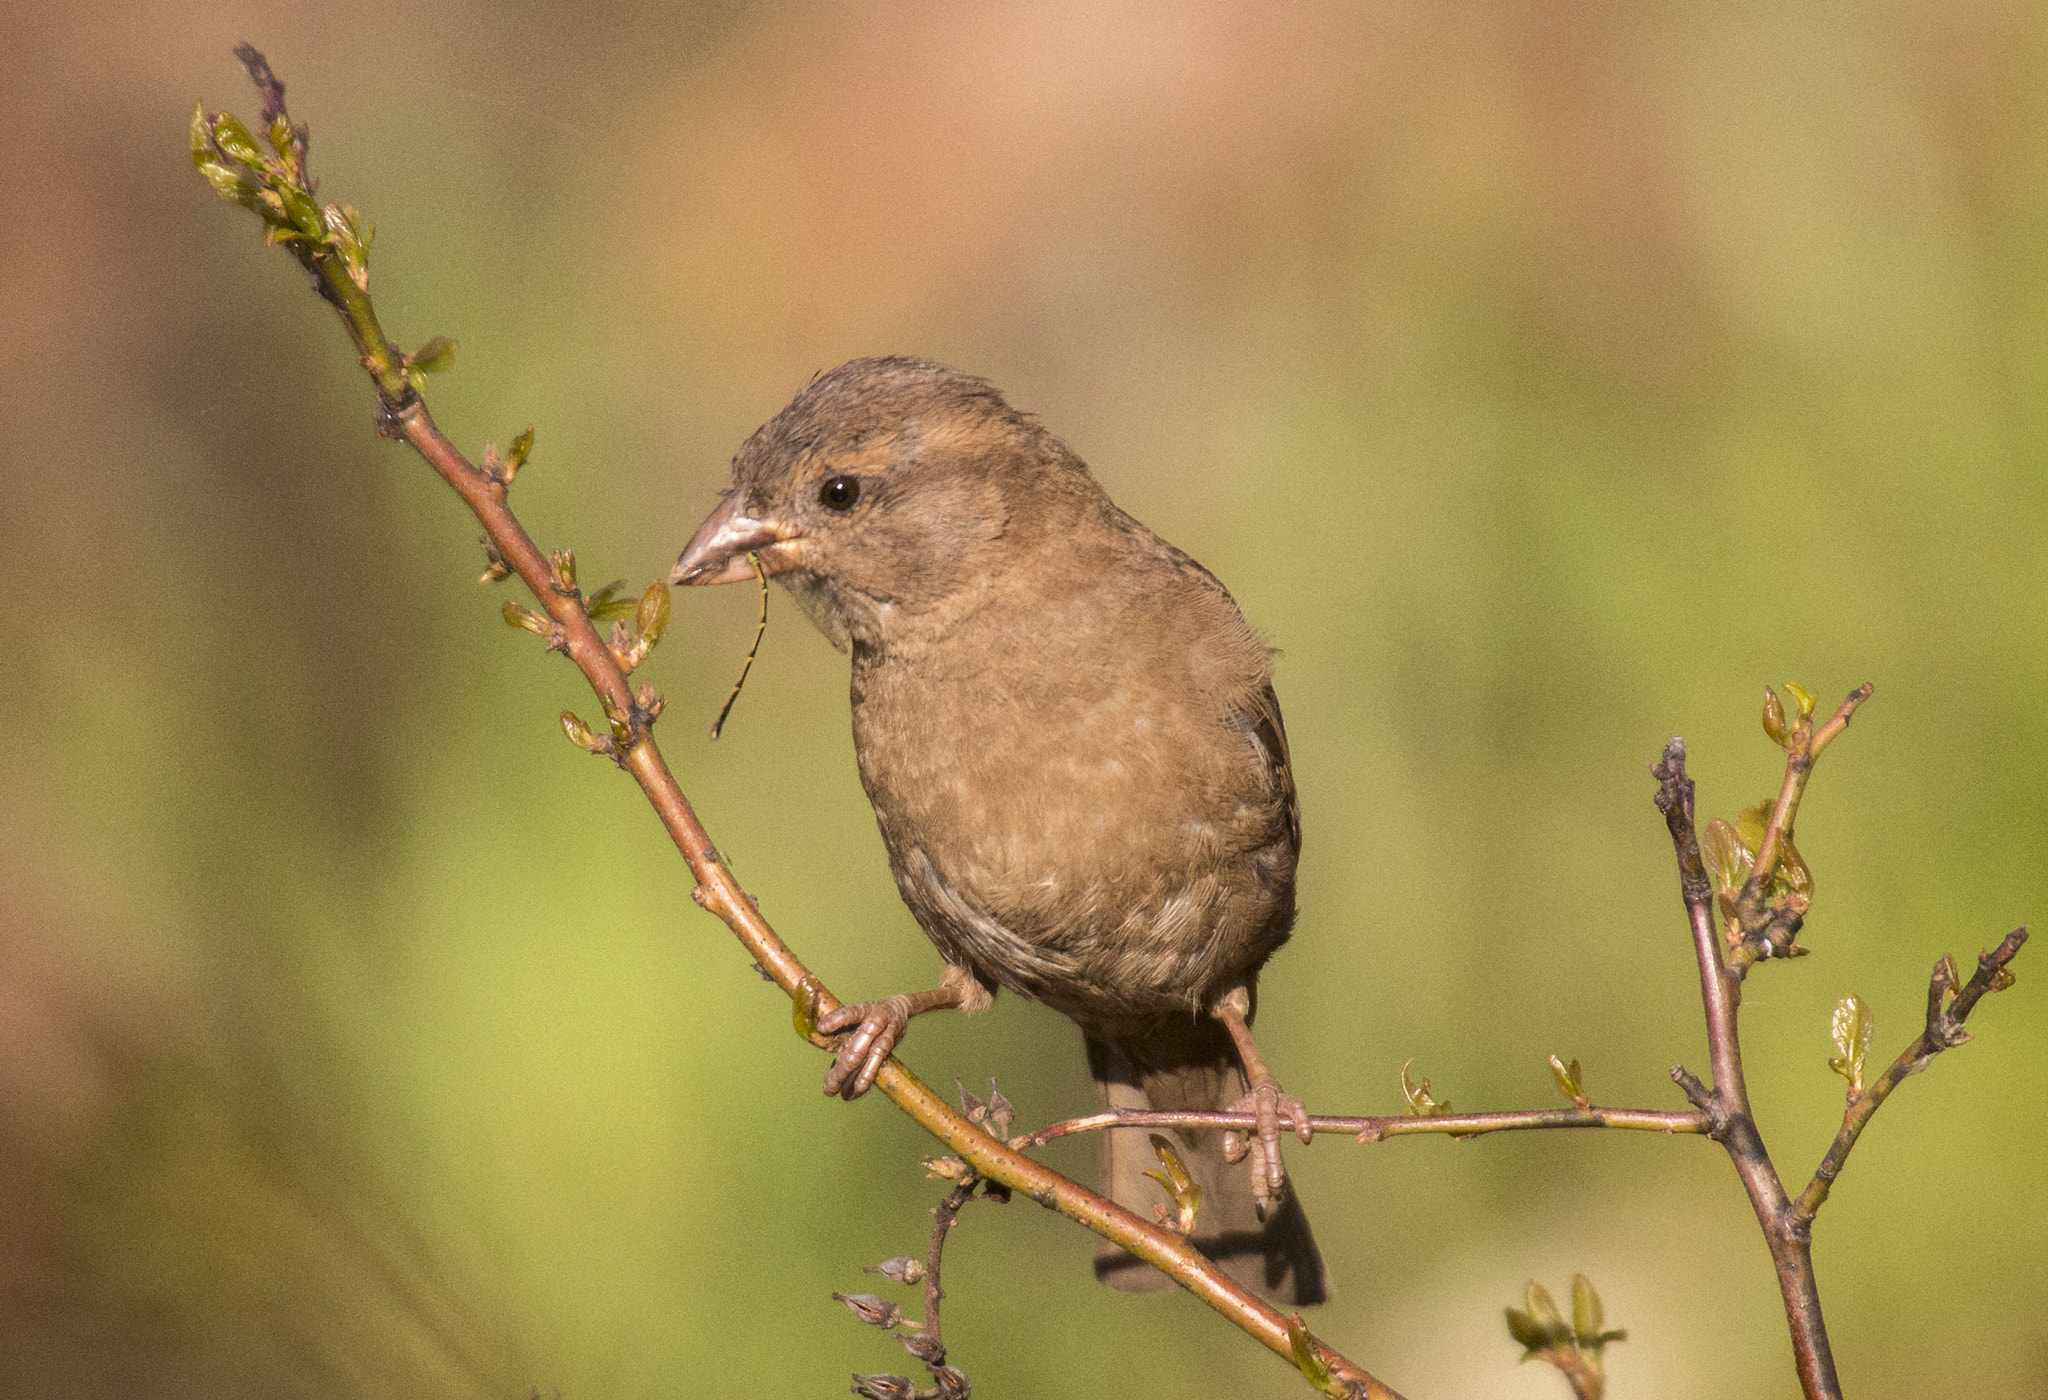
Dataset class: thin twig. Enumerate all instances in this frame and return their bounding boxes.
[903,1178,980,1399]
[708,551,768,740]
[1731,685,1873,969]
[1792,928,2027,1226]
[1653,739,1841,1400]
[1016,1104,1707,1150]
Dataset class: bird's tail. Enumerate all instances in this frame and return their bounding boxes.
[1086,1022,1328,1304]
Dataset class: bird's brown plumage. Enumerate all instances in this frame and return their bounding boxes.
[674,357,1326,1303]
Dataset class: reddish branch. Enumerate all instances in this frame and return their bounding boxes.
[1018,1105,1707,1150]
[1653,736,1841,1400]
[1792,927,2027,1227]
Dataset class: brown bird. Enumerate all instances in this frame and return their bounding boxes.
[672,357,1325,1304]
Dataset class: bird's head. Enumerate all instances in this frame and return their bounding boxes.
[673,357,1094,649]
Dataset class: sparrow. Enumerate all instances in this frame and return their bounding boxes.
[672,357,1326,1304]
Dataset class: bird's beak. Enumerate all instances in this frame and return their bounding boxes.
[671,494,799,586]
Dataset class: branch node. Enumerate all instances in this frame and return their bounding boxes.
[1669,1065,1725,1134]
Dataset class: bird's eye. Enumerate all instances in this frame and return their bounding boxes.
[818,475,862,511]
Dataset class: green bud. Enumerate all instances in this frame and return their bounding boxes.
[1777,834,1813,900]
[189,103,213,168]
[1142,1134,1203,1233]
[409,335,457,376]
[1734,802,1771,857]
[478,537,512,584]
[1700,819,1750,896]
[210,111,264,167]
[1571,1275,1602,1345]
[1548,1054,1585,1106]
[637,580,671,646]
[1504,1307,1545,1353]
[1400,1058,1450,1116]
[559,710,601,752]
[195,158,263,211]
[1827,993,1872,1097]
[505,426,535,477]
[1505,1303,1561,1354]
[267,113,298,164]
[1784,680,1817,720]
[1934,953,1960,1006]
[1762,687,1788,746]
[1287,1315,1332,1390]
[275,181,325,239]
[503,600,549,635]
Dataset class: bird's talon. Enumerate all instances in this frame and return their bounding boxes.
[818,996,913,1099]
[1224,1079,1307,1204]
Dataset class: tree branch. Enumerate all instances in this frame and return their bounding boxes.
[1652,738,1839,1400]
[1792,928,2027,1226]
[1017,1104,1707,1150]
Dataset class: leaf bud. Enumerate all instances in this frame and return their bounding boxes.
[503,600,550,636]
[637,580,671,647]
[832,1292,903,1329]
[863,1256,925,1285]
[1548,1054,1587,1108]
[1287,1315,1332,1389]
[897,1332,944,1363]
[210,111,264,167]
[559,711,606,754]
[1762,686,1788,746]
[849,1374,917,1400]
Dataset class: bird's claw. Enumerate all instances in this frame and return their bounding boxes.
[1221,1079,1312,1216]
[817,994,914,1099]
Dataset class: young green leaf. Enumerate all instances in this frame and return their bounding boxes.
[1287,1315,1333,1390]
[1400,1058,1451,1116]
[1142,1134,1202,1233]
[1548,1054,1587,1107]
[408,335,457,377]
[1571,1274,1602,1344]
[1827,993,1873,1097]
[1762,686,1788,746]
[637,580,671,647]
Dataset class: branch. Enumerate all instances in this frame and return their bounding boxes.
[1792,928,2027,1226]
[1726,684,1873,970]
[843,1174,985,1400]
[1652,738,1839,1400]
[1017,1105,1707,1150]
[192,48,1397,1400]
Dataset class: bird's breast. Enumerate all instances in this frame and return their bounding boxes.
[848,620,1294,1020]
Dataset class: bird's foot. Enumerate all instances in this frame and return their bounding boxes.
[1221,1078,1313,1217]
[817,994,916,1099]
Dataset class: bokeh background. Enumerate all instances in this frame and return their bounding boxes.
[4,3,2045,1397]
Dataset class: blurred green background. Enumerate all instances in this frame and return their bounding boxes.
[3,3,2044,1397]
